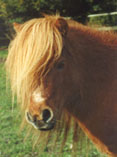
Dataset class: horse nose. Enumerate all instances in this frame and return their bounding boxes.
[25,108,55,131]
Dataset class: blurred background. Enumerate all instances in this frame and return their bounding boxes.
[0,0,117,47]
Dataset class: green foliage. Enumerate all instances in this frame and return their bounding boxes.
[0,0,117,23]
[0,0,91,22]
[90,0,117,14]
[0,0,117,47]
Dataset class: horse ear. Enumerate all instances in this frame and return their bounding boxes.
[55,18,68,37]
[13,22,22,33]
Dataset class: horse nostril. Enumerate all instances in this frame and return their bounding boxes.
[42,109,52,122]
[26,112,34,123]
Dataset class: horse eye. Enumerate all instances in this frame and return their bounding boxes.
[56,62,65,70]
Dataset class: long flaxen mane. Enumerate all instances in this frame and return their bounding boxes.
[6,15,87,155]
[6,15,63,109]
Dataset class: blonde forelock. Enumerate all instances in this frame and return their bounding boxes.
[6,15,63,109]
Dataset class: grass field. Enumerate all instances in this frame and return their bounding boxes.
[0,50,106,157]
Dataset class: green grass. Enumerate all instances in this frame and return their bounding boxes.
[0,50,107,157]
[0,50,40,157]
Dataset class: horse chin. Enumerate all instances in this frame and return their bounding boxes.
[27,120,55,131]
[38,123,55,131]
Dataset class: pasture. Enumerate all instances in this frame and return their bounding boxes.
[0,49,107,157]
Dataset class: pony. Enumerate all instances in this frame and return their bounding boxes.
[5,14,117,157]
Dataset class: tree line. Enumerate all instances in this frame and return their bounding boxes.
[0,0,117,47]
[0,0,117,23]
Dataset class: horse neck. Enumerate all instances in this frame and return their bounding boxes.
[69,25,117,121]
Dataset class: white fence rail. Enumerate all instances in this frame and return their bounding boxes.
[88,11,117,31]
[88,11,117,18]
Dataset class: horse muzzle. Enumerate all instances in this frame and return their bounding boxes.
[25,109,56,131]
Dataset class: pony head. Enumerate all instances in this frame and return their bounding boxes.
[6,15,80,134]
